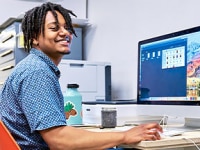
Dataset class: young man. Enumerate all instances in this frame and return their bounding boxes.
[0,2,162,149]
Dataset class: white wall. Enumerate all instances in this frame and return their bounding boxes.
[1,0,200,101]
[0,0,86,25]
[84,0,200,100]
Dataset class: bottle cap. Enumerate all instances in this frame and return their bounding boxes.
[67,84,79,88]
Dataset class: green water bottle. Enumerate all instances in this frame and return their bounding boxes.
[64,84,82,125]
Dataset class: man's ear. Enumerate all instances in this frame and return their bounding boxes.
[33,39,39,46]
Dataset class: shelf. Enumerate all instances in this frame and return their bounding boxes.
[72,18,89,28]
[0,18,21,32]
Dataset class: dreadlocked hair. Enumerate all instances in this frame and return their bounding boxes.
[21,2,77,52]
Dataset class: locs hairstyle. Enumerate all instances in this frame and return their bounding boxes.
[21,2,77,52]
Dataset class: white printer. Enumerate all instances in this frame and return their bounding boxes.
[58,59,112,102]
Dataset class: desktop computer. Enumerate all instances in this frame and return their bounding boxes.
[137,25,200,127]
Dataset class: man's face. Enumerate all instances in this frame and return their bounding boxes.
[35,11,73,61]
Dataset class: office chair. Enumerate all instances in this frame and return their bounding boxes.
[0,121,21,150]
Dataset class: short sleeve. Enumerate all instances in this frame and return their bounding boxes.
[18,69,66,133]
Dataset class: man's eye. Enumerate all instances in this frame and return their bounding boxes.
[50,26,59,30]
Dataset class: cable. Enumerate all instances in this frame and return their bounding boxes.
[159,115,168,130]
[159,115,180,130]
[159,115,200,149]
[182,138,200,150]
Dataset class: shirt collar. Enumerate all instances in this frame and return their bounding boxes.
[30,48,61,78]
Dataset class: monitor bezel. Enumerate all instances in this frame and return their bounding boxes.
[137,26,200,106]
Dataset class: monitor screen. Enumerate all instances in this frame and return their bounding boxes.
[137,26,200,105]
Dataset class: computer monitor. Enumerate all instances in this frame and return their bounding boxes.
[138,26,200,105]
[136,26,200,124]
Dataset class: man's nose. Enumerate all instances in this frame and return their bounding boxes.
[59,27,72,35]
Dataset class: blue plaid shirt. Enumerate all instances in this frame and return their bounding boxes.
[0,48,67,149]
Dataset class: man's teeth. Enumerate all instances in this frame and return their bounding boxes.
[66,36,70,42]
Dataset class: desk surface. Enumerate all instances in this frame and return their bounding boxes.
[83,124,200,150]
[120,131,200,150]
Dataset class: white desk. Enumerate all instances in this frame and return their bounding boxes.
[83,125,200,150]
[120,131,200,150]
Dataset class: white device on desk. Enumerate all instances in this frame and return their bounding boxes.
[83,104,136,126]
[82,103,163,126]
[58,59,111,102]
